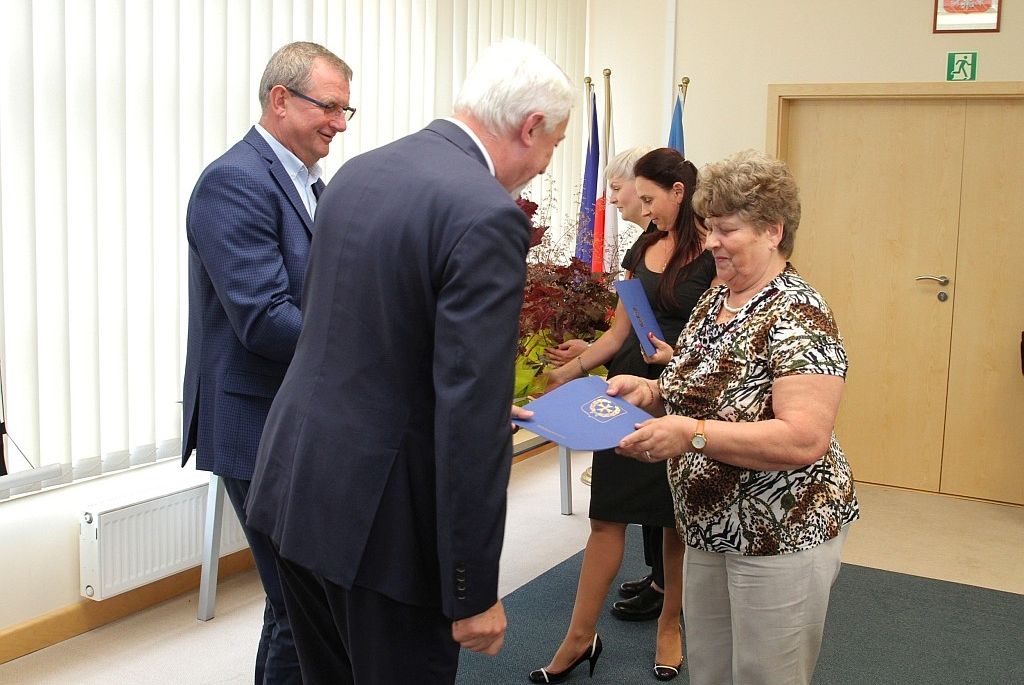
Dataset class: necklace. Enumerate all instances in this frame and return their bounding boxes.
[722,290,744,314]
[648,235,675,272]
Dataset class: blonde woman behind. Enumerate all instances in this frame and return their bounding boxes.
[548,146,676,628]
[530,148,716,683]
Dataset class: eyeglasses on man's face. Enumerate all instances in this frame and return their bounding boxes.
[286,87,356,121]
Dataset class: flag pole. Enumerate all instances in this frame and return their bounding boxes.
[602,69,612,161]
[679,76,690,106]
[584,76,594,146]
[600,69,614,272]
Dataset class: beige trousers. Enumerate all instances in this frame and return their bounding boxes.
[683,525,850,685]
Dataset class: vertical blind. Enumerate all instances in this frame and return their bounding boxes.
[0,0,587,497]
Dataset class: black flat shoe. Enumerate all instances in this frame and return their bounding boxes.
[617,573,652,599]
[653,661,683,681]
[610,585,663,621]
[529,634,603,683]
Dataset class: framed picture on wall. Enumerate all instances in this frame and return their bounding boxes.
[934,0,1002,32]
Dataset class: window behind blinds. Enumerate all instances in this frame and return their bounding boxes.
[0,0,587,497]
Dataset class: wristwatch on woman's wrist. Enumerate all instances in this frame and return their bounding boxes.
[691,419,707,452]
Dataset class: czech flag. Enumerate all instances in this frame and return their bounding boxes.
[576,84,616,272]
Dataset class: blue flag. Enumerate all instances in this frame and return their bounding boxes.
[667,93,684,156]
[575,91,599,265]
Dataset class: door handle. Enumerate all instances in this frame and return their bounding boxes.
[915,274,950,286]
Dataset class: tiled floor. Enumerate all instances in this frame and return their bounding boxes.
[1,446,1021,683]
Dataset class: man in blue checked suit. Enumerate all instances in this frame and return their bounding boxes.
[182,42,353,685]
[245,40,573,685]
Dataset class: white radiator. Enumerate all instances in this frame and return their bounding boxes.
[79,478,248,601]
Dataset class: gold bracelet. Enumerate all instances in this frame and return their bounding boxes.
[576,356,588,376]
[641,381,655,408]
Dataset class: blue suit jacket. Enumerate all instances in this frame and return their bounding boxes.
[182,127,320,480]
[246,120,531,621]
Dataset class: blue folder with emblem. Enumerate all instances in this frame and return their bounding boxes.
[614,278,665,357]
[511,375,654,451]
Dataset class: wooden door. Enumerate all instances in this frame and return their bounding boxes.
[772,85,1024,504]
[940,100,1024,504]
[783,98,964,491]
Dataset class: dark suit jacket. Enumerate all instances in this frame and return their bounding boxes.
[246,119,530,621]
[182,126,318,480]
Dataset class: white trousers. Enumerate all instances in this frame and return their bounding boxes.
[683,525,849,685]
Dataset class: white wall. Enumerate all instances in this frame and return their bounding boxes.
[681,0,1024,162]
[3,0,1023,637]
[589,0,1024,165]
[585,0,676,152]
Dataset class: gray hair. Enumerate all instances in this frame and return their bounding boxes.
[693,149,801,258]
[454,40,573,136]
[258,42,353,111]
[605,146,655,180]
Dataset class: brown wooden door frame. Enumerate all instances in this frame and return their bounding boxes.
[767,82,1024,160]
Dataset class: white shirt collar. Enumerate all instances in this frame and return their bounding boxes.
[255,124,322,216]
[444,117,495,177]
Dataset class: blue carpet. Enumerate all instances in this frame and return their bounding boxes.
[457,525,1024,684]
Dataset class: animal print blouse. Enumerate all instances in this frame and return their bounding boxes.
[661,264,860,555]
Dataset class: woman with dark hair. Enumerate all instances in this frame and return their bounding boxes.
[531,148,716,683]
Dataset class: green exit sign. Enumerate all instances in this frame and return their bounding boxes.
[947,52,978,81]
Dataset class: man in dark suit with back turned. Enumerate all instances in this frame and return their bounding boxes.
[181,42,353,685]
[245,40,574,685]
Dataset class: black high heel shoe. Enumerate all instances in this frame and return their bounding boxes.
[653,661,682,681]
[653,623,683,681]
[528,634,603,683]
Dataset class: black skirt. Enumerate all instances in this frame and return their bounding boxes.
[588,448,675,527]
[586,246,715,527]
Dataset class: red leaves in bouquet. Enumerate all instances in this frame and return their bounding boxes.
[517,257,615,357]
[514,193,615,359]
[516,196,549,248]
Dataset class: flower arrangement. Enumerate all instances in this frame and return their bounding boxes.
[518,258,615,357]
[513,181,618,399]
